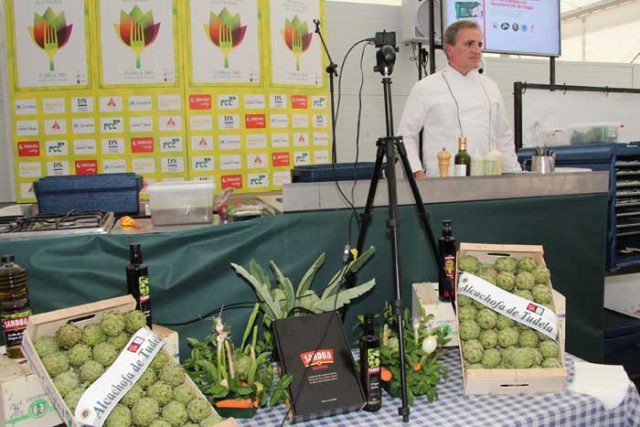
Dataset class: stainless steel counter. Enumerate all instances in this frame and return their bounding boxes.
[282,171,609,212]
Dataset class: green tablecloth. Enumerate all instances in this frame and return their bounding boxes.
[0,194,607,362]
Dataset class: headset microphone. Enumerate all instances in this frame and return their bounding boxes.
[479,58,484,74]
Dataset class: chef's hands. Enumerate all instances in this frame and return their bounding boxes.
[413,171,426,179]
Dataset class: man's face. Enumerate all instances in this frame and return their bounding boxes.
[446,27,483,75]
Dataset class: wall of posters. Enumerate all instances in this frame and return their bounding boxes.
[6,0,329,202]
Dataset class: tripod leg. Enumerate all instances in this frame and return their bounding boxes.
[382,138,411,422]
[395,139,455,306]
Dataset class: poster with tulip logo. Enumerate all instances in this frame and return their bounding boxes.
[269,0,323,86]
[10,0,88,89]
[188,0,261,84]
[98,0,177,86]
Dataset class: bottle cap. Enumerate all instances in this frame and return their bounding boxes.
[458,136,467,150]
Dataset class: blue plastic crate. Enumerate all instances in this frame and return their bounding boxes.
[33,173,143,215]
[291,162,379,183]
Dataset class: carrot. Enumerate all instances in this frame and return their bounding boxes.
[380,366,393,382]
[413,362,422,372]
[215,398,254,409]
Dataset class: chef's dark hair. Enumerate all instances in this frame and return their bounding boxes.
[443,20,481,48]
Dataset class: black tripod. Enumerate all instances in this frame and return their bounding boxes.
[351,39,448,423]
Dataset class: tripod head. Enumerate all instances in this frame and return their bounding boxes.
[373,31,399,76]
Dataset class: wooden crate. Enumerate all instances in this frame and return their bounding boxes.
[21,295,236,427]
[457,243,568,395]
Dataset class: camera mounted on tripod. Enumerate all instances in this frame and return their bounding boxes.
[373,31,399,76]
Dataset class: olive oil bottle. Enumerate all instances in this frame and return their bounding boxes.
[454,136,471,177]
[0,254,31,359]
[359,313,381,412]
[127,244,152,327]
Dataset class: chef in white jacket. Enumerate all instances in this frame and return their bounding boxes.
[397,20,521,178]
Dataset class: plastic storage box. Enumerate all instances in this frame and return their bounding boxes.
[33,173,143,215]
[148,181,214,226]
[291,162,378,183]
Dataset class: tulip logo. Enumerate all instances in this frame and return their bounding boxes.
[204,9,247,69]
[114,6,160,69]
[282,16,312,71]
[28,8,73,72]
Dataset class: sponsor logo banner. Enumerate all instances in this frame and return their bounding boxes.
[16,120,39,136]
[73,139,97,155]
[270,114,288,128]
[246,133,267,149]
[218,114,240,130]
[221,174,243,189]
[75,160,98,175]
[72,97,94,113]
[314,150,330,164]
[161,157,185,173]
[43,98,65,114]
[45,140,68,156]
[294,151,311,166]
[20,183,35,199]
[272,152,290,167]
[247,153,267,169]
[103,159,127,173]
[191,135,213,151]
[132,158,156,174]
[128,96,153,111]
[72,118,96,134]
[293,133,309,146]
[270,94,287,109]
[245,114,266,129]
[18,141,40,157]
[192,156,215,171]
[101,117,124,134]
[218,95,239,109]
[102,138,125,154]
[19,162,42,178]
[160,137,183,152]
[248,173,269,188]
[15,99,38,115]
[244,94,265,109]
[292,95,308,109]
[220,154,242,170]
[158,95,181,111]
[131,138,154,153]
[44,119,66,135]
[292,114,309,128]
[47,161,69,176]
[219,135,241,150]
[313,132,329,146]
[159,116,181,132]
[312,96,327,109]
[273,170,291,186]
[189,94,212,110]
[129,116,153,133]
[100,96,123,112]
[190,115,213,131]
[271,133,289,148]
[313,114,327,128]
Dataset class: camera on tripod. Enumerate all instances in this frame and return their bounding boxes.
[373,31,399,76]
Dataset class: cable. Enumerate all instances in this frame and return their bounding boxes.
[441,71,464,137]
[156,302,256,327]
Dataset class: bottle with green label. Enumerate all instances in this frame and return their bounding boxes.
[127,243,152,327]
[359,313,381,412]
[1,254,31,359]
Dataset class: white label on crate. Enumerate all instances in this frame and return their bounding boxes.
[75,328,164,427]
[458,273,558,340]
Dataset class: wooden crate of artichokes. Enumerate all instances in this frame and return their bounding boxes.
[455,243,567,395]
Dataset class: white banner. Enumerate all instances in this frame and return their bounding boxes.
[75,327,164,427]
[458,272,558,341]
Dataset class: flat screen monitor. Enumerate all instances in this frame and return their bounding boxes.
[443,0,561,57]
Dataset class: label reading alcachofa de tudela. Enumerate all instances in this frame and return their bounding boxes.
[75,327,164,427]
[458,272,559,340]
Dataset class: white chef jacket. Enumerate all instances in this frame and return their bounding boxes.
[397,64,521,176]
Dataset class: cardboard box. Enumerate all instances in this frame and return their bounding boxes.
[457,243,567,395]
[412,282,459,347]
[0,324,179,427]
[21,295,236,427]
